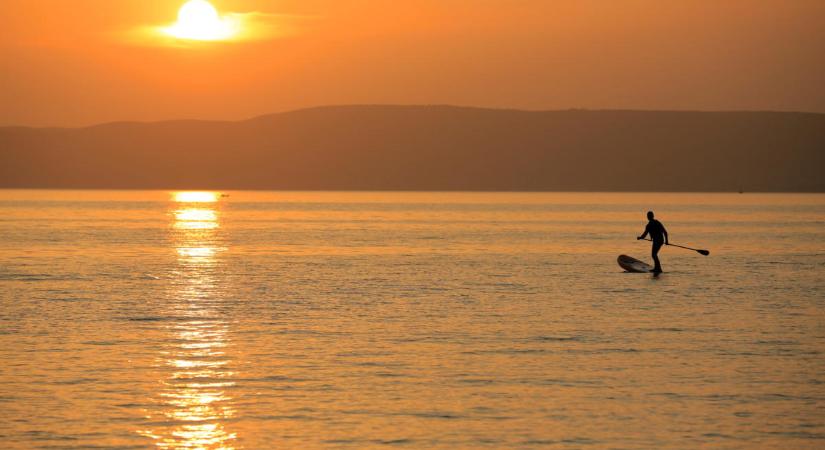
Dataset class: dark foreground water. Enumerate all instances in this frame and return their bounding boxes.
[1,191,823,449]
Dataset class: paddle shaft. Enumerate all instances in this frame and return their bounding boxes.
[640,238,710,255]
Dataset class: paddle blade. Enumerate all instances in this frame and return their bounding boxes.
[697,249,710,256]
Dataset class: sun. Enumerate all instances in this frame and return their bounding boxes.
[163,0,238,41]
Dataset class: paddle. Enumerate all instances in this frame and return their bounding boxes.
[639,238,710,256]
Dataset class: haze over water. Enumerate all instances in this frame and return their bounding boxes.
[1,190,823,449]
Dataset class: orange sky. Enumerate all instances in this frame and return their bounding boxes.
[1,0,824,126]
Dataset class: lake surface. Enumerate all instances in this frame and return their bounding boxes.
[1,190,823,449]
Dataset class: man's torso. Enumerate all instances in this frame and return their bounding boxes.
[646,220,665,242]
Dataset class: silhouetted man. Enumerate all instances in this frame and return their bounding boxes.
[638,211,668,273]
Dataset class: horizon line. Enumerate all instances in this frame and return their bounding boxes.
[3,103,824,130]
[1,188,822,195]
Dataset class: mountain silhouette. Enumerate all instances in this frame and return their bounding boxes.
[1,105,823,191]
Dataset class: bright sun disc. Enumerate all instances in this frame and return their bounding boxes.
[163,0,237,41]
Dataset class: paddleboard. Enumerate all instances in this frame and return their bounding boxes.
[617,254,654,273]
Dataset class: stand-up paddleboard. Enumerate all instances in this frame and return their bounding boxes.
[617,255,654,273]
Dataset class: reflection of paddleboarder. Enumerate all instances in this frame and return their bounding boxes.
[637,211,668,273]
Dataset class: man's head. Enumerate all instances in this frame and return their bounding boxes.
[647,211,654,220]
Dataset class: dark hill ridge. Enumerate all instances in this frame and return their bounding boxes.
[1,105,823,191]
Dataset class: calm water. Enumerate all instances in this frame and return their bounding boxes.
[1,190,823,449]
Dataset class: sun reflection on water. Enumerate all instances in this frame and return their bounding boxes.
[177,247,218,259]
[175,209,219,229]
[174,192,220,203]
[139,192,236,450]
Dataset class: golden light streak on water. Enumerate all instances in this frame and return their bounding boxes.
[176,247,218,259]
[174,192,220,203]
[138,192,237,449]
[175,209,219,226]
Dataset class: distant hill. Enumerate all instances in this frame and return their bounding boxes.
[1,105,823,191]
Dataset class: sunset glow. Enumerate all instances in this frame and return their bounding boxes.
[163,0,238,41]
[2,0,825,448]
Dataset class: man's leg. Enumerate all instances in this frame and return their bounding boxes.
[651,241,663,272]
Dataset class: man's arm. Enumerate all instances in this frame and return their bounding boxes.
[663,224,669,245]
[637,225,649,240]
